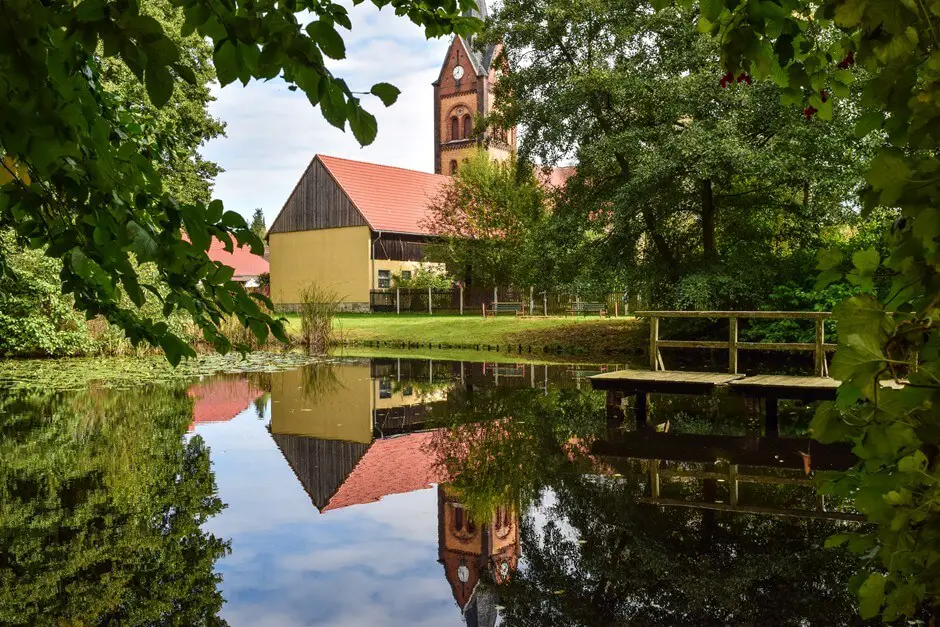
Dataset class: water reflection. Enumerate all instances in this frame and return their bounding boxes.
[0,385,229,625]
[0,357,869,626]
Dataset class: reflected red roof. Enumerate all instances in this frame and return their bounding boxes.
[318,155,448,236]
[188,378,264,431]
[322,430,444,511]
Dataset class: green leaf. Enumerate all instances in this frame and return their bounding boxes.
[824,533,853,549]
[306,20,346,60]
[867,150,911,190]
[348,101,378,146]
[221,210,247,229]
[370,83,401,107]
[700,0,723,22]
[213,41,239,87]
[320,80,348,130]
[816,248,842,270]
[858,573,886,619]
[898,450,928,473]
[852,247,880,276]
[145,63,174,107]
[248,317,268,343]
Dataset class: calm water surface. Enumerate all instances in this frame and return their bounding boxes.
[1,356,869,626]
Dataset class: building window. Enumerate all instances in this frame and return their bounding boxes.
[463,114,472,139]
[450,160,458,175]
[401,270,411,281]
[451,116,459,141]
[379,379,392,399]
[378,269,390,289]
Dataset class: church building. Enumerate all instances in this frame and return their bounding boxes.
[267,0,514,311]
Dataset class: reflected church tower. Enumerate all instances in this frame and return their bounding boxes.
[432,0,516,175]
[438,485,520,626]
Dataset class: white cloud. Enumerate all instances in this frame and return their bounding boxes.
[201,1,451,227]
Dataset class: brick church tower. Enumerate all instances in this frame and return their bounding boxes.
[432,0,516,175]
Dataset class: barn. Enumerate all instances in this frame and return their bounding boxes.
[267,155,449,311]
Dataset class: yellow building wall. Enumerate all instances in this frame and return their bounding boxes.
[269,226,371,305]
[269,364,374,444]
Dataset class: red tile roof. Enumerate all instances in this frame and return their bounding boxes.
[206,237,269,280]
[322,430,444,512]
[318,155,449,236]
[188,377,264,431]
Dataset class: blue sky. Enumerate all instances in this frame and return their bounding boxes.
[196,402,462,626]
[201,3,453,228]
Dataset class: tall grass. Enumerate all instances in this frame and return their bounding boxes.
[298,283,341,353]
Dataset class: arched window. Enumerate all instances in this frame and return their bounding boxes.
[463,114,472,139]
[450,160,458,175]
[454,506,464,531]
[451,116,459,141]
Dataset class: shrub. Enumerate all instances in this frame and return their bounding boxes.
[297,283,341,353]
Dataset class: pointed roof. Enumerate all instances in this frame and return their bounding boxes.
[317,155,448,236]
[321,430,444,511]
[188,378,264,431]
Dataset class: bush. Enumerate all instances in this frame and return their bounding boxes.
[297,283,340,353]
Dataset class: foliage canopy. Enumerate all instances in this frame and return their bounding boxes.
[0,0,479,364]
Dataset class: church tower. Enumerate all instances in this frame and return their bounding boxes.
[432,0,516,175]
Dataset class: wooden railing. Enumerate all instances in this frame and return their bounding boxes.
[636,311,836,377]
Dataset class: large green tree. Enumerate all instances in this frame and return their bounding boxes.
[0,0,478,363]
[693,0,940,620]
[424,150,549,289]
[0,385,229,625]
[486,0,871,306]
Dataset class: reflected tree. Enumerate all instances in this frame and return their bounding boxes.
[0,385,229,625]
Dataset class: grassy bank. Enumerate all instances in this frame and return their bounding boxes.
[282,313,647,356]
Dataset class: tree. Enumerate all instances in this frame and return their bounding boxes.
[249,208,266,240]
[0,0,479,364]
[694,0,940,620]
[486,0,871,306]
[0,385,230,624]
[423,150,549,288]
[0,0,227,358]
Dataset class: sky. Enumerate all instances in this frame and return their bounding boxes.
[201,3,453,228]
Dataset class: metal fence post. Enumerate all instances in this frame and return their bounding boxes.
[459,285,464,315]
[428,286,432,315]
[729,317,738,374]
[396,288,400,315]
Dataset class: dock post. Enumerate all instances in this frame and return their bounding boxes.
[649,316,660,371]
[634,392,649,427]
[729,317,738,374]
[765,397,779,436]
[459,286,464,315]
[815,318,825,376]
[606,390,625,424]
[428,287,432,315]
[396,288,400,315]
[543,292,547,316]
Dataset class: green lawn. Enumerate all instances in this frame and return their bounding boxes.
[282,313,647,354]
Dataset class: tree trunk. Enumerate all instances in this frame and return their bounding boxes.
[701,178,716,262]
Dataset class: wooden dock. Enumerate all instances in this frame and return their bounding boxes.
[591,311,845,426]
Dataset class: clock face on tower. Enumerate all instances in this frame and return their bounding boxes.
[452,65,464,80]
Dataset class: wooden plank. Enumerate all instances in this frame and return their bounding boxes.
[638,497,865,522]
[590,369,745,394]
[731,375,841,389]
[636,310,832,319]
[730,375,840,402]
[738,342,831,351]
[657,340,728,349]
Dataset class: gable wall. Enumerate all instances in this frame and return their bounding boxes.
[269,158,368,234]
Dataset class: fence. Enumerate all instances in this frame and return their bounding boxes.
[369,287,635,316]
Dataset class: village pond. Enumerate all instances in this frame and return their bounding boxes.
[0,356,872,625]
